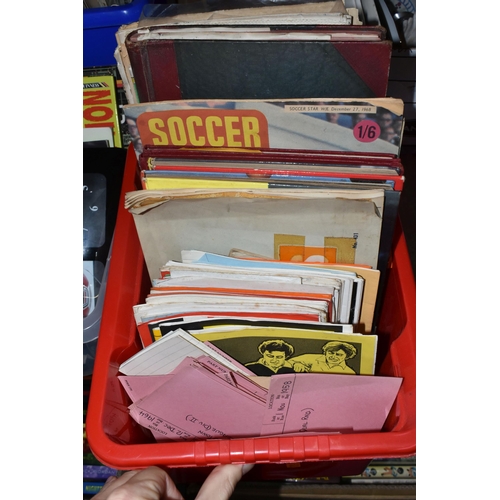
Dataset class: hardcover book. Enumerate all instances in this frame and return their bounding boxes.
[125,36,392,103]
[115,1,391,104]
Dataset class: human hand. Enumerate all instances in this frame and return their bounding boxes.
[94,463,254,500]
[194,463,254,499]
[94,467,184,500]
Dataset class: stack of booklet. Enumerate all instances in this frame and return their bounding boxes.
[110,0,408,445]
[132,249,381,346]
[115,247,402,442]
[123,97,405,306]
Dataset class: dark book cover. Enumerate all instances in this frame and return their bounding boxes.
[126,36,392,102]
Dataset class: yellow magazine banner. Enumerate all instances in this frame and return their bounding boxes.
[83,75,122,148]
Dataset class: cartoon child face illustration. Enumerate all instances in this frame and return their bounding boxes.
[325,348,348,366]
[322,341,357,368]
[288,340,358,374]
[262,350,288,370]
[245,339,296,375]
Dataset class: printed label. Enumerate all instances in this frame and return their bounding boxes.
[284,105,376,113]
[352,120,381,143]
[138,109,270,149]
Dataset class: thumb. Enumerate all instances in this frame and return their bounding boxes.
[194,464,254,500]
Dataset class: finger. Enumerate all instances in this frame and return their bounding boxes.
[94,475,117,497]
[115,467,184,500]
[194,464,253,500]
[95,467,184,500]
[94,470,141,498]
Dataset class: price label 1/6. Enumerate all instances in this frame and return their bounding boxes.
[353,120,381,143]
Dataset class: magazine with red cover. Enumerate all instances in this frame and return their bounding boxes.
[138,146,405,191]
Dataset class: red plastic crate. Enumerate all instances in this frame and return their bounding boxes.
[86,144,416,477]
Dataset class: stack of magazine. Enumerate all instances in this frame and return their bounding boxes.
[110,0,408,446]
[123,96,405,332]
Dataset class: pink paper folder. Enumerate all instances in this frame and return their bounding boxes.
[120,358,402,442]
[194,355,268,402]
[119,356,267,404]
[127,358,266,441]
[260,373,403,436]
[118,374,175,441]
[119,375,172,403]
